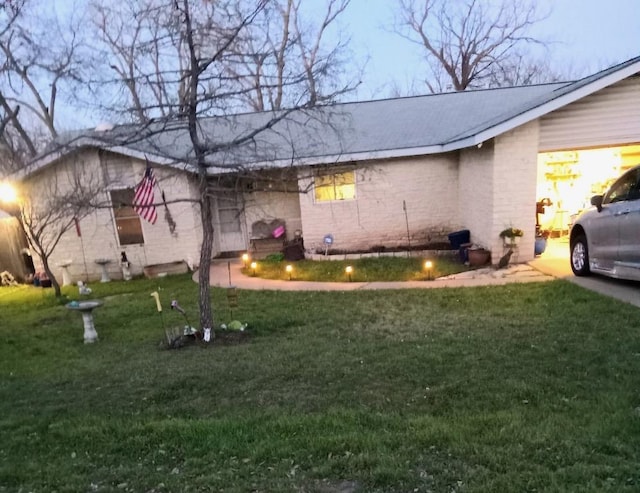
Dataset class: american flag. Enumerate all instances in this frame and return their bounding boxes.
[133,166,157,224]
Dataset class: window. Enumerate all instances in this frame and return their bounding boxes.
[110,189,144,245]
[604,168,640,204]
[314,171,356,202]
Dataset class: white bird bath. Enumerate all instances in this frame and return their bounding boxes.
[94,259,112,283]
[66,300,103,343]
[58,260,73,286]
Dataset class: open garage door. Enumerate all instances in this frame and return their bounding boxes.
[536,144,640,236]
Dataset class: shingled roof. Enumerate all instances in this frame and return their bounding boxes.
[25,55,640,176]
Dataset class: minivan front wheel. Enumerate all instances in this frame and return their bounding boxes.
[570,234,591,276]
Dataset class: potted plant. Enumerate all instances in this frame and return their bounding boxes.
[499,227,524,246]
[467,245,491,267]
[534,229,550,256]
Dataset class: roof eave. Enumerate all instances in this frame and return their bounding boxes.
[444,60,640,151]
[18,139,195,180]
[212,144,449,173]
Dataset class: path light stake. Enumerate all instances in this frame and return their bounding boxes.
[286,264,293,280]
[227,287,238,320]
[250,261,257,276]
[345,265,353,282]
[424,260,433,281]
[242,253,249,268]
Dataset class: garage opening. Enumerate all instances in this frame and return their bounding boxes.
[536,144,640,237]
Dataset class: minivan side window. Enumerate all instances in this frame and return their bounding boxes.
[603,169,640,204]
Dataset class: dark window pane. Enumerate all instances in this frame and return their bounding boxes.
[110,190,144,245]
[116,217,144,245]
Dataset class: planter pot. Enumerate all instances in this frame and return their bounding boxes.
[503,236,521,247]
[534,237,547,256]
[468,248,491,267]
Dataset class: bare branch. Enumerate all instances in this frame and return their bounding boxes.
[396,0,550,91]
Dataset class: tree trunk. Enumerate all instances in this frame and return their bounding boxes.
[198,180,215,340]
[41,257,61,298]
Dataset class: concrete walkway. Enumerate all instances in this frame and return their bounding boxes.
[192,238,640,307]
[195,256,554,291]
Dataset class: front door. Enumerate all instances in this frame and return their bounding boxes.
[215,191,247,253]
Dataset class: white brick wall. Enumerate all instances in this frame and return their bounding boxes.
[25,150,203,283]
[298,156,463,253]
[458,120,539,264]
[23,119,542,281]
[491,120,540,263]
[459,142,495,248]
[243,190,302,241]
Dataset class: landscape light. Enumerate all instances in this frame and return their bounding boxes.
[424,260,433,280]
[250,261,257,276]
[345,265,353,282]
[285,264,293,280]
[241,253,249,267]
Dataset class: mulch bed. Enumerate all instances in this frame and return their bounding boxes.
[163,329,251,350]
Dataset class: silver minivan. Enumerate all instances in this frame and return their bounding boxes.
[570,164,640,280]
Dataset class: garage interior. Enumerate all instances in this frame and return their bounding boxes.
[536,143,640,237]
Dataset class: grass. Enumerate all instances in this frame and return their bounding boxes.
[244,255,469,282]
[1,276,640,492]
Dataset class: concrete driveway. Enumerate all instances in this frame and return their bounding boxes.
[530,238,640,308]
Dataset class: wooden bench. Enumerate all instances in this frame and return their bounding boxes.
[249,219,286,259]
[250,238,285,259]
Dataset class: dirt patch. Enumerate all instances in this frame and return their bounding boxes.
[161,329,251,350]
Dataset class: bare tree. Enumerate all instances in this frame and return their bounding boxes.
[395,0,549,92]
[13,165,104,297]
[81,0,357,338]
[487,54,581,87]
[88,0,192,122]
[0,0,102,294]
[89,0,357,119]
[224,0,357,111]
[0,0,87,171]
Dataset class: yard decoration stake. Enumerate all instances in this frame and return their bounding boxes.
[403,200,412,254]
[170,299,194,332]
[150,291,166,330]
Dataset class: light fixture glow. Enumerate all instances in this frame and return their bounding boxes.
[250,261,257,275]
[0,182,17,204]
[424,260,434,280]
[241,253,249,267]
[285,264,293,280]
[345,265,353,281]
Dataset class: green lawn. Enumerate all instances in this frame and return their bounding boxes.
[1,276,640,492]
[244,255,469,282]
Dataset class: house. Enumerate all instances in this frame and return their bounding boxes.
[12,55,640,282]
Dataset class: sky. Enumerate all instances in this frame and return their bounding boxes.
[338,0,640,99]
[44,0,640,126]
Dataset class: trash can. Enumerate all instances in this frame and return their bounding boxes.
[448,229,470,249]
